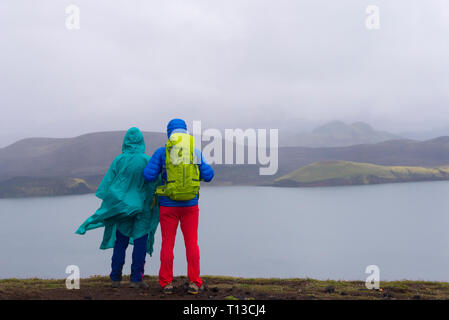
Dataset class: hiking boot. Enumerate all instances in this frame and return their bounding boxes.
[163,283,174,295]
[129,281,149,289]
[111,281,121,288]
[188,282,204,295]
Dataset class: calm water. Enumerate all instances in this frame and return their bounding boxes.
[0,183,448,281]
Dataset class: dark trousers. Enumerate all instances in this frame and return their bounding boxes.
[110,230,148,282]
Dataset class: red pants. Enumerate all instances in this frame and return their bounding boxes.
[159,205,202,288]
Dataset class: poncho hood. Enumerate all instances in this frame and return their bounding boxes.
[122,127,145,154]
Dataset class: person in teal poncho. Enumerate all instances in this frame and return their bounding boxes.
[75,127,161,288]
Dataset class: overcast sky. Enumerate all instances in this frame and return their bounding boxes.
[0,0,448,147]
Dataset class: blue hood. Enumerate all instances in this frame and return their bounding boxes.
[167,119,187,138]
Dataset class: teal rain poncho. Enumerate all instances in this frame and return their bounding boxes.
[75,127,162,255]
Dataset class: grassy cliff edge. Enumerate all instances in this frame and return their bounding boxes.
[1,276,448,300]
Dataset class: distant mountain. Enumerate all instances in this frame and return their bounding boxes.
[274,161,449,187]
[2,131,449,197]
[400,127,449,141]
[0,131,167,181]
[281,121,401,147]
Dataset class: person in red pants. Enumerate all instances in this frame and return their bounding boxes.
[143,119,214,294]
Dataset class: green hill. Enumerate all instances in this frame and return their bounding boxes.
[274,161,449,187]
[0,177,94,198]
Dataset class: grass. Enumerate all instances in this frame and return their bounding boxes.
[1,276,447,300]
[275,160,449,186]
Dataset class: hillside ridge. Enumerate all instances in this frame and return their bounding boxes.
[274,160,449,187]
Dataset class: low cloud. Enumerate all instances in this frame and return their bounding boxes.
[0,0,448,146]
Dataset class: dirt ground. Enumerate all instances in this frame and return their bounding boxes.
[1,276,448,300]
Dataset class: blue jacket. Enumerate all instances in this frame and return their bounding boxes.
[143,128,214,207]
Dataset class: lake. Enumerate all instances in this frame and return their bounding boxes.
[0,183,448,281]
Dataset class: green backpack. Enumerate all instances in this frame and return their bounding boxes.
[155,132,200,201]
